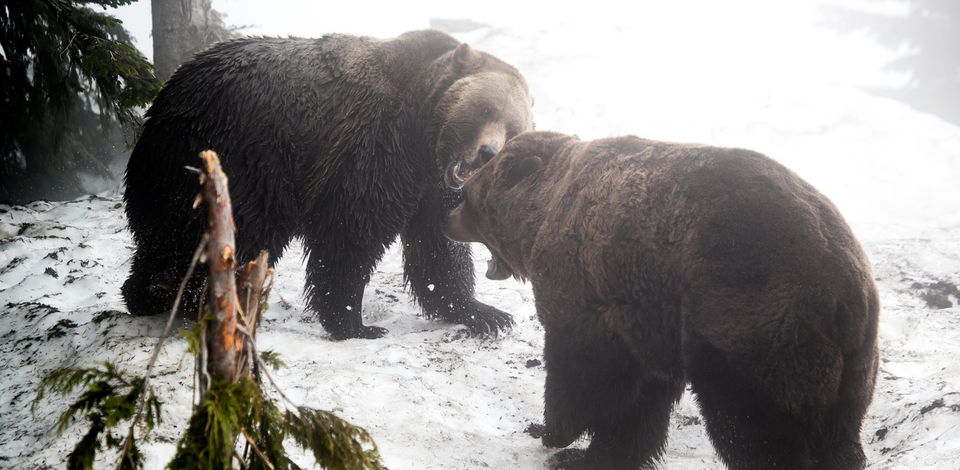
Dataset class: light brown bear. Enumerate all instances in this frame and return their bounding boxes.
[443,131,880,470]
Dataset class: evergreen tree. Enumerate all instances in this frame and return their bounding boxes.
[0,0,162,203]
[822,1,960,126]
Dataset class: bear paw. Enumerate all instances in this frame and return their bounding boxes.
[329,325,389,341]
[527,422,581,449]
[524,423,545,439]
[458,299,515,337]
[546,449,588,470]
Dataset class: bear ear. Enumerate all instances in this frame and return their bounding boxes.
[507,156,543,182]
[453,43,484,72]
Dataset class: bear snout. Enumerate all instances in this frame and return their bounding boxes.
[441,204,483,243]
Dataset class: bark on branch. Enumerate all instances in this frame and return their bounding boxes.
[194,150,272,399]
[195,150,242,391]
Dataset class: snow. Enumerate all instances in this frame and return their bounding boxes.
[3,2,960,469]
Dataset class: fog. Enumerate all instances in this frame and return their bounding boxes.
[114,0,907,91]
[107,0,958,231]
[5,2,960,469]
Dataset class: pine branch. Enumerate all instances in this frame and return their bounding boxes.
[32,363,158,470]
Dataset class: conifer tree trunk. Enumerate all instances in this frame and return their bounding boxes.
[152,0,211,79]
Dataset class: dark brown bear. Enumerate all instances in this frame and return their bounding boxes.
[123,30,534,339]
[444,131,880,470]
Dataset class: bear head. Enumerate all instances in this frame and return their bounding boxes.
[443,131,578,280]
[434,44,536,188]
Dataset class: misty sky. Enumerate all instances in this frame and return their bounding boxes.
[112,0,909,92]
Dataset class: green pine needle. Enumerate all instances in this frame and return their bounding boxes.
[167,377,262,470]
[286,407,387,470]
[259,350,287,371]
[33,362,160,470]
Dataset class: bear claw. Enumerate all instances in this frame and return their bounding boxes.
[459,300,514,338]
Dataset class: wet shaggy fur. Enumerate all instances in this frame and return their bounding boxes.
[123,30,534,340]
[444,132,880,470]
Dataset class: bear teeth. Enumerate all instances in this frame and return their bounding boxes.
[448,160,478,189]
[455,161,475,184]
[447,161,466,188]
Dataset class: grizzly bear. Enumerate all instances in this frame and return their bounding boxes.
[444,131,880,470]
[123,30,534,340]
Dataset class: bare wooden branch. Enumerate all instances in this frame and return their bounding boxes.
[237,250,271,337]
[241,427,276,470]
[236,250,271,379]
[196,150,242,390]
[233,448,248,469]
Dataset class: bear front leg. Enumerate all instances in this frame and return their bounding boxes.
[541,318,684,470]
[123,215,207,317]
[546,377,680,470]
[402,197,514,335]
[304,239,389,340]
[540,329,590,449]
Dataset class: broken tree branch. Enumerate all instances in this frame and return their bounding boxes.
[196,150,242,392]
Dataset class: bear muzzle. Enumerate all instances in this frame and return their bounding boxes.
[485,256,513,280]
[442,203,515,281]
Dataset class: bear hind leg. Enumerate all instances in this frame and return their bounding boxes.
[808,344,878,470]
[687,336,815,470]
[697,401,815,470]
[304,234,391,340]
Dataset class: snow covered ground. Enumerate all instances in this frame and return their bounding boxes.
[3,2,960,469]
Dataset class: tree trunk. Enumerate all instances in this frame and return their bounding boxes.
[152,0,211,79]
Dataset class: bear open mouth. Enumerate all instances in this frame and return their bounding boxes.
[446,159,479,189]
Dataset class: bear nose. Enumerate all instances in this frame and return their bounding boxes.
[478,144,498,165]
